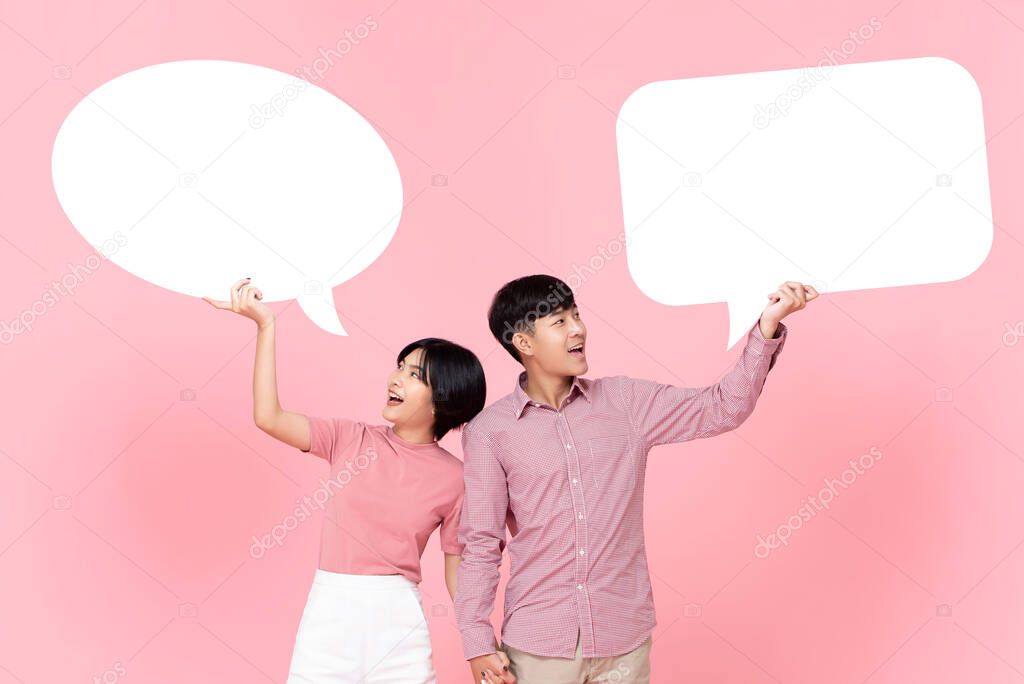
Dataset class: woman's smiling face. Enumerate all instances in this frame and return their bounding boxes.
[382,347,435,431]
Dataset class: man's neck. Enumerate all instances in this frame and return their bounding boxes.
[523,367,574,409]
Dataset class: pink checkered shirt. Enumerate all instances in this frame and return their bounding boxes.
[455,319,788,659]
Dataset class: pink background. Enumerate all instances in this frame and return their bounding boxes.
[2,0,1023,681]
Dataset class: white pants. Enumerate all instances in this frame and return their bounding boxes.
[287,569,437,683]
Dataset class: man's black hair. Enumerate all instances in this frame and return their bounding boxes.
[487,274,575,364]
[396,338,487,441]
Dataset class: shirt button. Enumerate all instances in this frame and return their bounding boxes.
[572,478,578,484]
[566,444,573,449]
[577,584,584,590]
[578,512,584,519]
[579,548,585,555]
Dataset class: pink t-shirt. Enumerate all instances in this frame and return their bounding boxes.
[301,415,465,584]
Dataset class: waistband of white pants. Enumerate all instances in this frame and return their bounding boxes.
[312,568,418,591]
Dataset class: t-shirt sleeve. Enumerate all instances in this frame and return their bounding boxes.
[439,490,466,555]
[300,415,364,464]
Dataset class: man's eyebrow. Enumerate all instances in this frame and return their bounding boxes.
[546,305,576,317]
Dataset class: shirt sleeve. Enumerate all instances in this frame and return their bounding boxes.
[620,319,788,449]
[454,420,508,660]
[300,415,364,464]
[439,490,466,555]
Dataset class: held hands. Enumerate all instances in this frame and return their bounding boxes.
[203,277,274,329]
[760,281,818,336]
[469,650,515,683]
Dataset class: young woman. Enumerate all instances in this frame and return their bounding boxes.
[204,277,508,683]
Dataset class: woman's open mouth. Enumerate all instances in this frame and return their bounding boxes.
[387,391,404,406]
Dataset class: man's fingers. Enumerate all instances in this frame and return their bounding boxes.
[785,281,807,307]
[791,281,807,307]
[781,283,799,304]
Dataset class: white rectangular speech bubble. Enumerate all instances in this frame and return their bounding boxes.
[616,57,992,347]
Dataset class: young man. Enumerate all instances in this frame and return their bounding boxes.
[456,274,817,684]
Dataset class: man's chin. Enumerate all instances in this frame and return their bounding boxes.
[566,359,589,376]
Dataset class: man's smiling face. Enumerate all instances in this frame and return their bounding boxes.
[518,304,588,377]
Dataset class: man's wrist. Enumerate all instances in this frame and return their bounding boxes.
[758,316,780,340]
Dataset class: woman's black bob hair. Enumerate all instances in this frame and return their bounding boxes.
[396,338,486,441]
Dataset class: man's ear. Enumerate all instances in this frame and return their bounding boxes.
[512,329,534,359]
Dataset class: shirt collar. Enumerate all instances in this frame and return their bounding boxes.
[512,371,591,419]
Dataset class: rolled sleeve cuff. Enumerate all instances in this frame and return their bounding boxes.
[750,319,787,350]
[461,628,498,661]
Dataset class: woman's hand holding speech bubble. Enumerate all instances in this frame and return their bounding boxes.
[203,277,274,329]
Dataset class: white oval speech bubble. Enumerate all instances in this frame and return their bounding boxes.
[51,59,404,335]
[616,57,992,348]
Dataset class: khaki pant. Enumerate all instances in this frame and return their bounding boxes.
[500,630,651,683]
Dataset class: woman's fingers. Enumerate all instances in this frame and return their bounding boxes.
[202,296,232,310]
[244,287,261,306]
[230,277,251,309]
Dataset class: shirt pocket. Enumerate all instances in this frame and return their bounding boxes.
[586,434,636,492]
